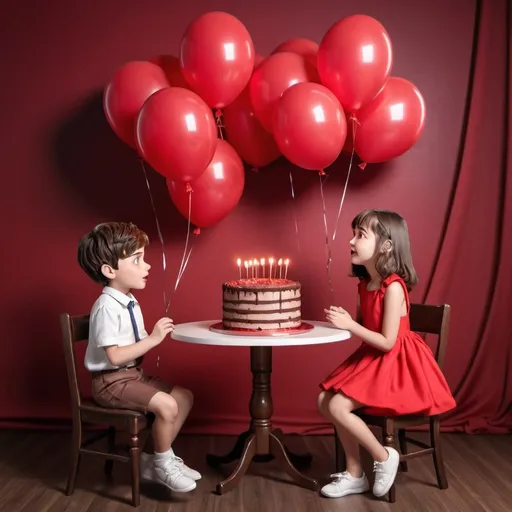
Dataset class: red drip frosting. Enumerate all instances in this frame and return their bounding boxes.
[225,278,294,287]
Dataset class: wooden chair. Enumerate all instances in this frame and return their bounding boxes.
[61,313,152,507]
[334,303,451,503]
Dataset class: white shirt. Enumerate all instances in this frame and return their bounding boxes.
[84,287,149,372]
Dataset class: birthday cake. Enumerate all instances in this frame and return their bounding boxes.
[222,278,301,330]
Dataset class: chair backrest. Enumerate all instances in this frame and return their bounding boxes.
[409,303,451,370]
[61,314,90,412]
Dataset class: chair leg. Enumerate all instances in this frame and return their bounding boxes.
[104,426,116,475]
[334,430,346,473]
[383,427,396,503]
[66,419,82,495]
[398,429,408,472]
[129,432,141,507]
[430,417,448,489]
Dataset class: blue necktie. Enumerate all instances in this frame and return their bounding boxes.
[127,301,140,342]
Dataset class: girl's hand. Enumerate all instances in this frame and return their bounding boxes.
[324,306,354,331]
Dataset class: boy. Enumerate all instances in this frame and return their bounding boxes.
[78,221,200,493]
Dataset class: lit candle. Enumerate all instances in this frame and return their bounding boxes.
[260,258,265,278]
[249,260,253,279]
[237,258,242,280]
[244,260,249,279]
[284,258,290,279]
[254,259,259,278]
[278,258,283,279]
[269,258,274,281]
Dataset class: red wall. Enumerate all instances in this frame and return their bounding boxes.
[0,0,476,433]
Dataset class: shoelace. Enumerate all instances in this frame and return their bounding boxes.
[160,461,184,485]
[373,461,385,483]
[173,455,185,466]
[329,472,349,484]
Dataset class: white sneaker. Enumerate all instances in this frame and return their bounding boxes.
[373,447,400,497]
[140,452,201,482]
[173,455,202,481]
[154,459,196,493]
[320,471,370,498]
[140,452,155,482]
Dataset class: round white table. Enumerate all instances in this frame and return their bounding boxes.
[172,320,351,494]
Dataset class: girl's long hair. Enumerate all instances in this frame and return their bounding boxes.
[351,209,418,291]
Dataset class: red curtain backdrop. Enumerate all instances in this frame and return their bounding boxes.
[421,0,511,433]
[0,0,509,434]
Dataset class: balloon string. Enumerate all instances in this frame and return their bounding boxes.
[176,240,196,288]
[289,170,301,253]
[319,173,334,304]
[140,158,170,373]
[169,186,194,309]
[332,117,358,242]
[140,159,167,273]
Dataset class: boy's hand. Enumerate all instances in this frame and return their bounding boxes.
[151,317,174,343]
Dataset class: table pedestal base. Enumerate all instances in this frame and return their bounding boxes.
[206,346,319,495]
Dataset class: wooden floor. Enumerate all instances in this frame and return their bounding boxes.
[0,430,510,512]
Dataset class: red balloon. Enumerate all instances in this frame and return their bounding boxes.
[250,52,319,132]
[254,53,265,67]
[342,113,356,153]
[272,38,319,69]
[223,82,281,168]
[273,82,347,171]
[180,12,255,109]
[167,139,245,228]
[355,77,426,163]
[136,88,217,182]
[318,15,393,113]
[103,61,170,148]
[150,55,189,89]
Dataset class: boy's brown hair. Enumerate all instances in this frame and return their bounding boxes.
[78,222,149,286]
[351,209,418,291]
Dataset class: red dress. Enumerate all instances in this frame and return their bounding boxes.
[320,274,456,416]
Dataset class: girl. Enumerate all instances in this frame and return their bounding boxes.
[318,209,455,499]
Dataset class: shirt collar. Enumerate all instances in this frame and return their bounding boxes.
[102,286,138,307]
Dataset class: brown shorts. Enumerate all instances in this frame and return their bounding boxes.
[91,367,173,413]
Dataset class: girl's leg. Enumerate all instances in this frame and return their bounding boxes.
[318,390,363,477]
[327,392,388,463]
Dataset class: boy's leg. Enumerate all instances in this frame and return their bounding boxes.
[168,386,194,444]
[144,390,196,492]
[141,374,200,482]
[93,369,196,492]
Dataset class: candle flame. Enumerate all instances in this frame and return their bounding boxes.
[278,258,283,265]
[244,261,249,269]
[269,258,274,264]
[253,258,258,265]
[237,258,241,266]
[249,260,253,267]
[260,258,265,265]
[285,258,289,265]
